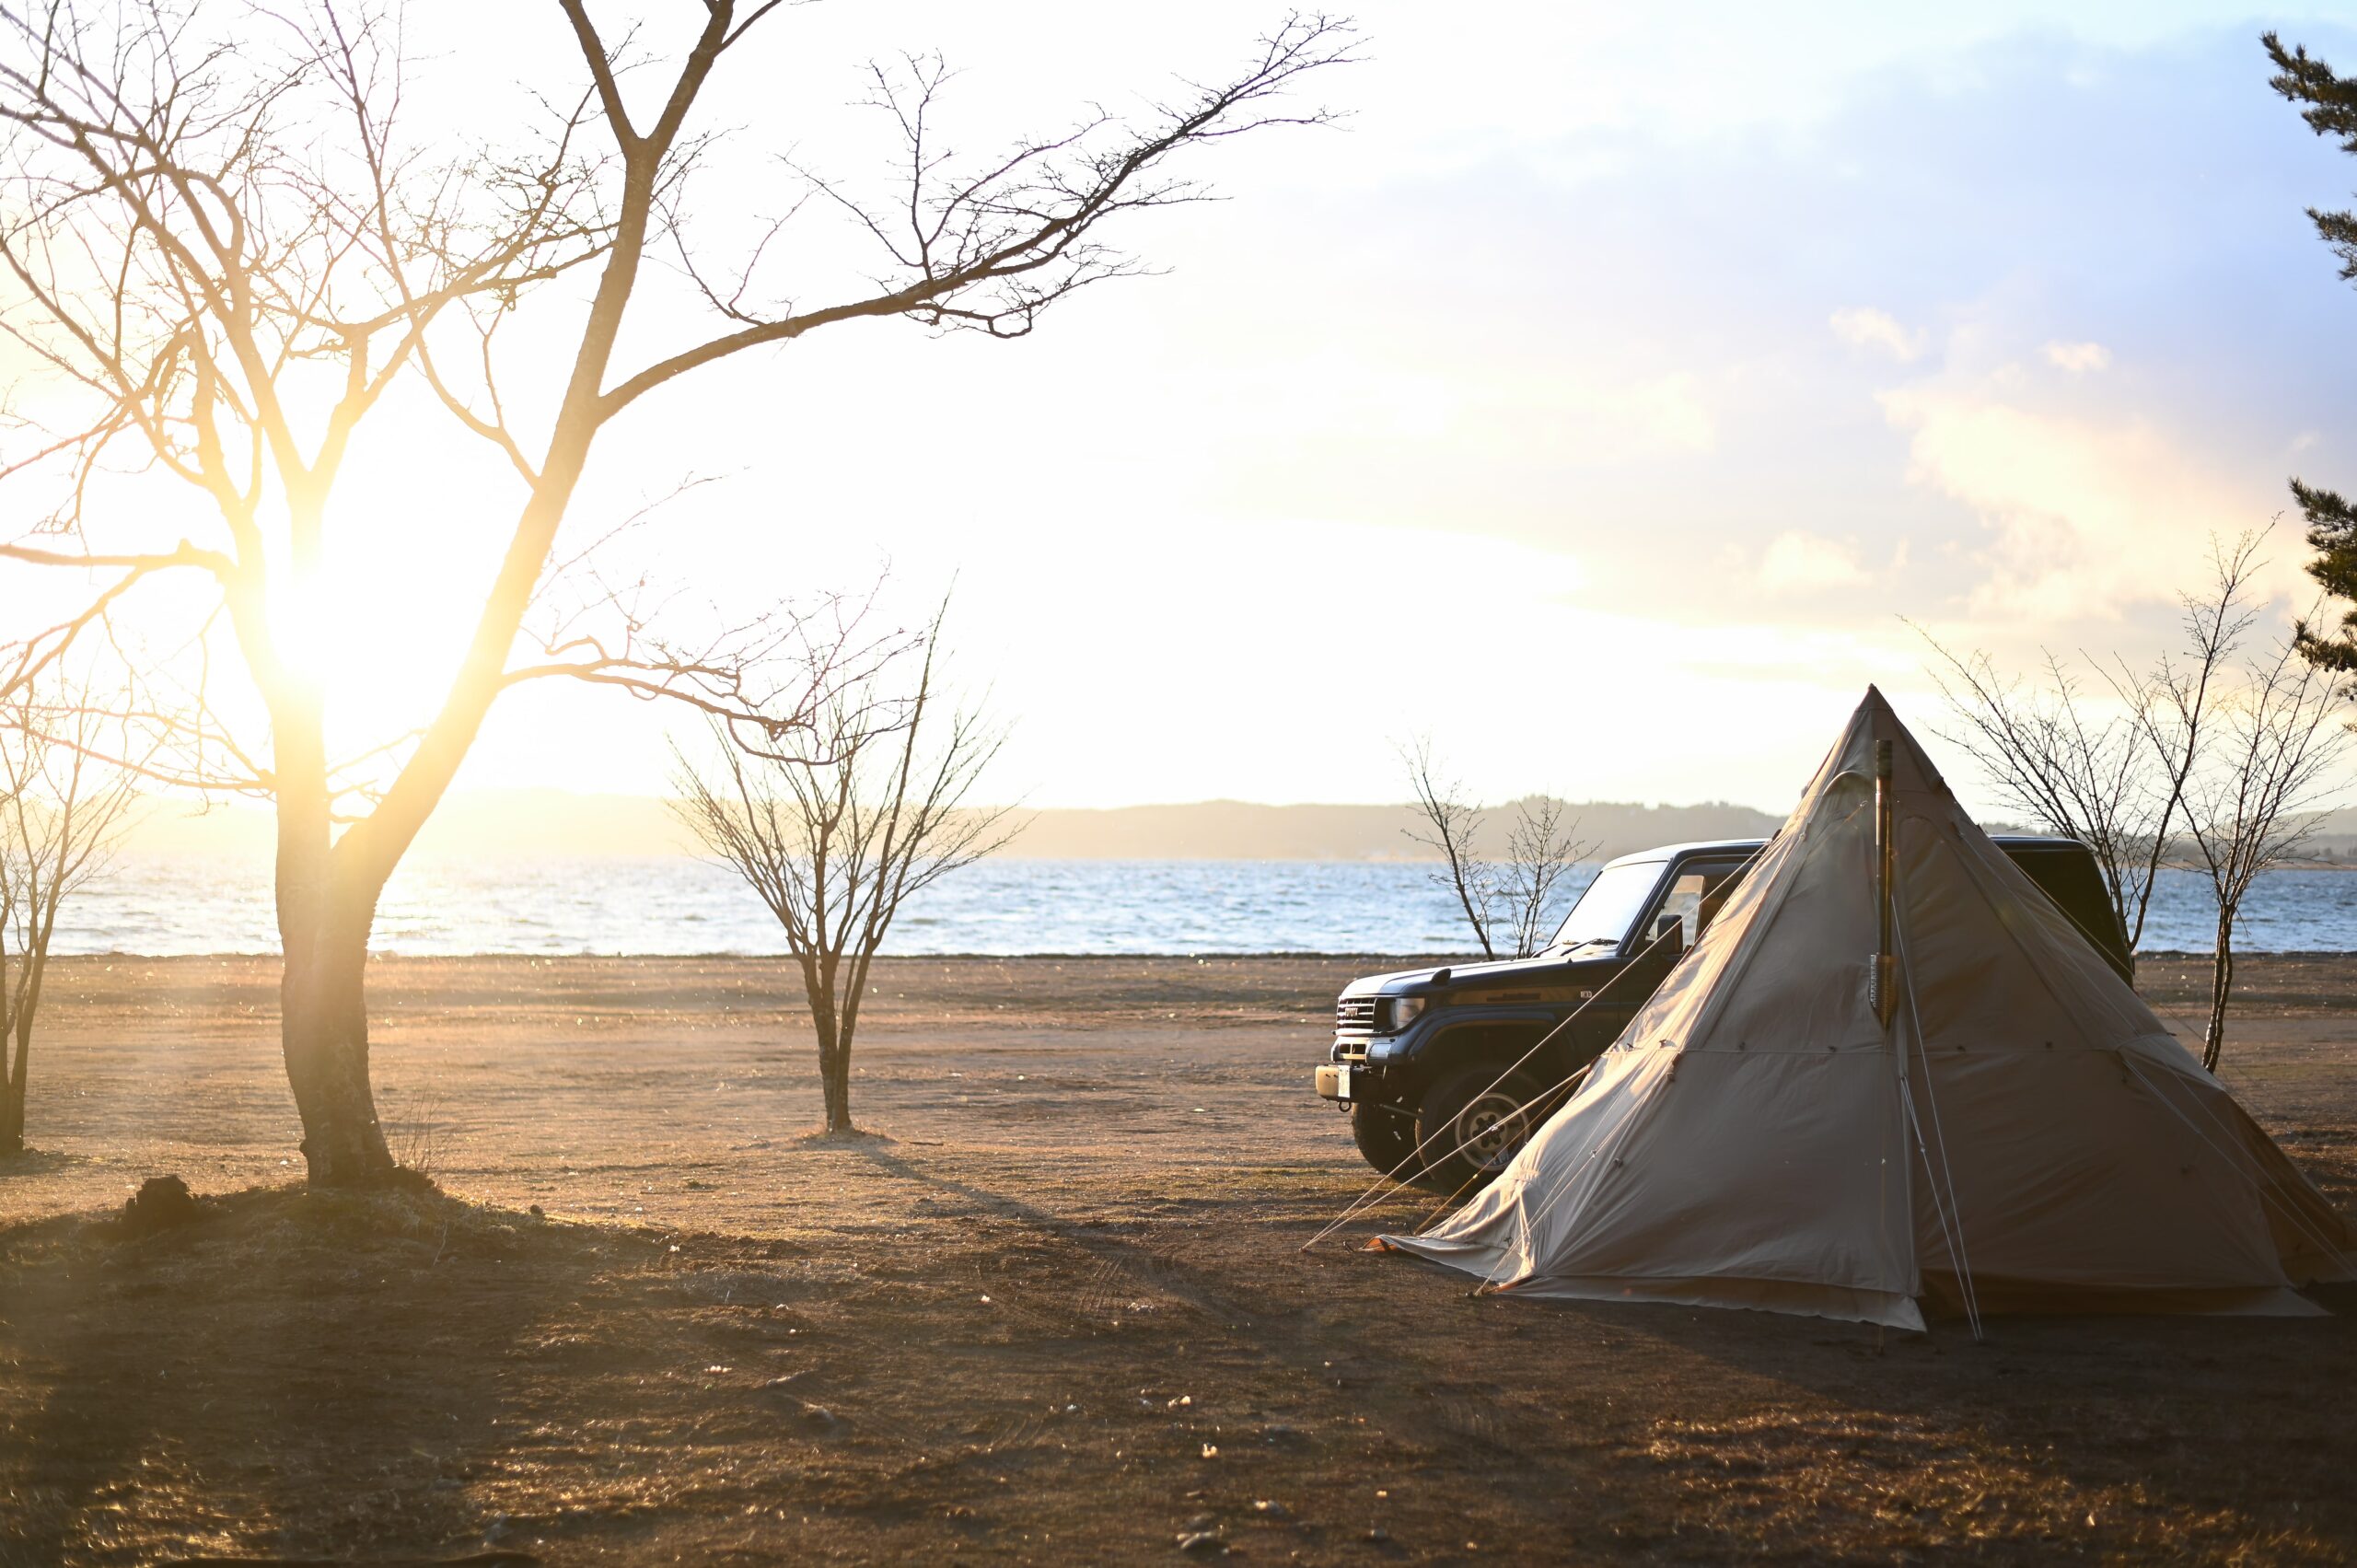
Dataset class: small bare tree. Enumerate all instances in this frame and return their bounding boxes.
[1400,740,1590,959]
[2173,624,2351,1070]
[673,615,1015,1134]
[1402,738,1497,956]
[1,684,139,1158]
[1924,530,2353,1069]
[1914,534,2263,966]
[1497,795,1589,960]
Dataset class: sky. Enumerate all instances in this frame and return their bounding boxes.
[7,2,2357,820]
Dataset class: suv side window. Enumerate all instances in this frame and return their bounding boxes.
[1645,858,1748,947]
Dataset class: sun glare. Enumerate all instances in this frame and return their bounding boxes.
[258,529,487,771]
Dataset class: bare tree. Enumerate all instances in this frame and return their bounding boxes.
[0,3,1355,1183]
[1913,534,2260,966]
[1922,530,2353,1068]
[672,612,1015,1133]
[1496,794,1589,960]
[1401,738,1499,957]
[2173,622,2351,1070]
[1401,740,1590,959]
[0,681,139,1158]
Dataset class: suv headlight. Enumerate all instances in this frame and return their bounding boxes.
[1387,995,1428,1032]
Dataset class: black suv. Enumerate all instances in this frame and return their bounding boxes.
[1315,835,2130,1190]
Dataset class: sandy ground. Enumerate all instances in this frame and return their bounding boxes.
[1,952,2353,1566]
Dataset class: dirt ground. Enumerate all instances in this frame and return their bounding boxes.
[1,951,2352,1566]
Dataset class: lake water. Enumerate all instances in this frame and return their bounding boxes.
[59,855,2357,958]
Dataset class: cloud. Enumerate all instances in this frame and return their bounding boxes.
[1452,368,1719,461]
[2042,340,2112,373]
[1829,307,1926,363]
[1878,386,2303,624]
[1758,531,1874,594]
[1588,370,1718,456]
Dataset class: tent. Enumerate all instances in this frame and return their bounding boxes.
[1378,689,2353,1330]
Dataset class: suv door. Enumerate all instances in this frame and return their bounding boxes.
[1637,855,1755,950]
[1573,855,1752,1055]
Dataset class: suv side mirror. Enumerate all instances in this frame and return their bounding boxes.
[1653,913,1685,945]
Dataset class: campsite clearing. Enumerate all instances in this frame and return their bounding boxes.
[2,952,2352,1564]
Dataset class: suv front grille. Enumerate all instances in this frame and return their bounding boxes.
[1335,996,1377,1032]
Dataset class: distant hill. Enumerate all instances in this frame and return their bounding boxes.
[1000,798,1787,862]
[124,789,699,860]
[2282,806,2357,865]
[122,791,1786,863]
[121,791,2351,865]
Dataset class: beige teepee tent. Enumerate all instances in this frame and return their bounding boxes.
[1379,689,2352,1330]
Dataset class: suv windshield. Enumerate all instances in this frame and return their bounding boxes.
[1551,860,1663,950]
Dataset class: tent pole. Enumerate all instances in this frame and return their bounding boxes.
[1874,738,1896,1028]
[1873,735,1922,1338]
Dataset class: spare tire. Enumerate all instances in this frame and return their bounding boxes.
[1411,1065,1544,1193]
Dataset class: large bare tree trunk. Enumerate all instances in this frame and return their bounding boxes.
[1,1021,24,1156]
[800,953,854,1134]
[2203,912,2236,1074]
[818,1031,853,1134]
[273,677,396,1185]
[2,958,20,1154]
[279,875,394,1185]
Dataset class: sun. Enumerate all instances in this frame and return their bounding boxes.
[260,513,500,789]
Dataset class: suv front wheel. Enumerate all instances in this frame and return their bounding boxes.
[1412,1065,1544,1193]
[1349,1100,1418,1178]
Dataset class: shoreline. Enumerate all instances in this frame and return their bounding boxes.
[41,945,2357,961]
[20,952,2354,1039]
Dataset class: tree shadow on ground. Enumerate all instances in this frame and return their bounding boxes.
[6,1150,2351,1566]
[843,1137,2357,1564]
[0,1181,680,1566]
[1346,1193,2357,1563]
[0,1148,103,1179]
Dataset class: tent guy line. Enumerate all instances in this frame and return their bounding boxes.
[1895,904,1986,1342]
[1295,919,1696,1255]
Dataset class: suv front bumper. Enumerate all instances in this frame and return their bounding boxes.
[1316,1060,1394,1103]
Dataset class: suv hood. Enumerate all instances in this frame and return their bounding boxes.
[1341,950,1602,998]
